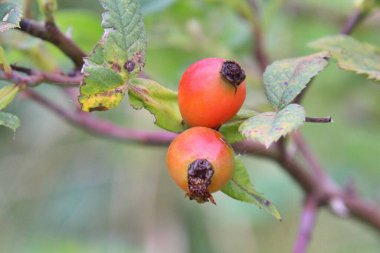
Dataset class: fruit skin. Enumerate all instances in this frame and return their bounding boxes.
[178,58,246,129]
[166,127,234,196]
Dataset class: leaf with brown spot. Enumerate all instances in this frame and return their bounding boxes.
[79,0,146,111]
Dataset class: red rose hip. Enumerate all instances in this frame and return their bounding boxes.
[178,58,246,128]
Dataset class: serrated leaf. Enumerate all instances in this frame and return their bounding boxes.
[128,78,185,132]
[79,0,146,112]
[0,84,19,110]
[79,65,126,112]
[239,104,305,148]
[0,2,22,32]
[219,109,258,144]
[222,157,281,220]
[264,52,328,109]
[310,35,380,81]
[0,111,19,132]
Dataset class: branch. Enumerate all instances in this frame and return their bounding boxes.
[24,89,176,146]
[340,9,364,35]
[0,66,82,87]
[18,19,86,69]
[293,196,319,253]
[305,116,332,123]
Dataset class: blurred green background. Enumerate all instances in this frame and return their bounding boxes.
[1,0,380,252]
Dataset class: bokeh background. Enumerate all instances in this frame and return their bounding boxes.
[1,0,380,252]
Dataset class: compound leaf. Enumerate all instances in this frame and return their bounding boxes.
[239,104,305,148]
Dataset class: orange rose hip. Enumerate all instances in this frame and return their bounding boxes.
[178,58,246,128]
[166,127,234,204]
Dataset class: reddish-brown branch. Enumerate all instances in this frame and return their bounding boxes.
[18,19,86,69]
[24,89,176,145]
[0,66,82,87]
[341,9,364,35]
[293,196,319,253]
[305,117,332,123]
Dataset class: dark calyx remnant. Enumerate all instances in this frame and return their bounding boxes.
[220,60,246,92]
[124,60,136,73]
[187,159,216,204]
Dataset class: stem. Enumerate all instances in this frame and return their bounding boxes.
[18,19,86,69]
[305,117,332,123]
[340,9,364,35]
[0,66,82,87]
[293,196,319,253]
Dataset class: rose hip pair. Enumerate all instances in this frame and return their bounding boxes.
[166,58,247,203]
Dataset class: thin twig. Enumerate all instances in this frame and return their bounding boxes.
[18,19,86,69]
[341,9,364,35]
[0,66,82,87]
[305,117,332,123]
[293,196,319,253]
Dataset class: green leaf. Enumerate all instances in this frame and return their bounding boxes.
[264,52,328,109]
[219,109,257,144]
[0,84,19,110]
[0,2,22,32]
[222,157,281,220]
[79,0,146,112]
[0,111,19,132]
[128,78,185,132]
[310,35,380,81]
[0,46,11,74]
[239,104,305,148]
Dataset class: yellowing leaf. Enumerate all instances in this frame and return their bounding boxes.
[79,0,146,111]
[0,46,11,74]
[0,83,19,110]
